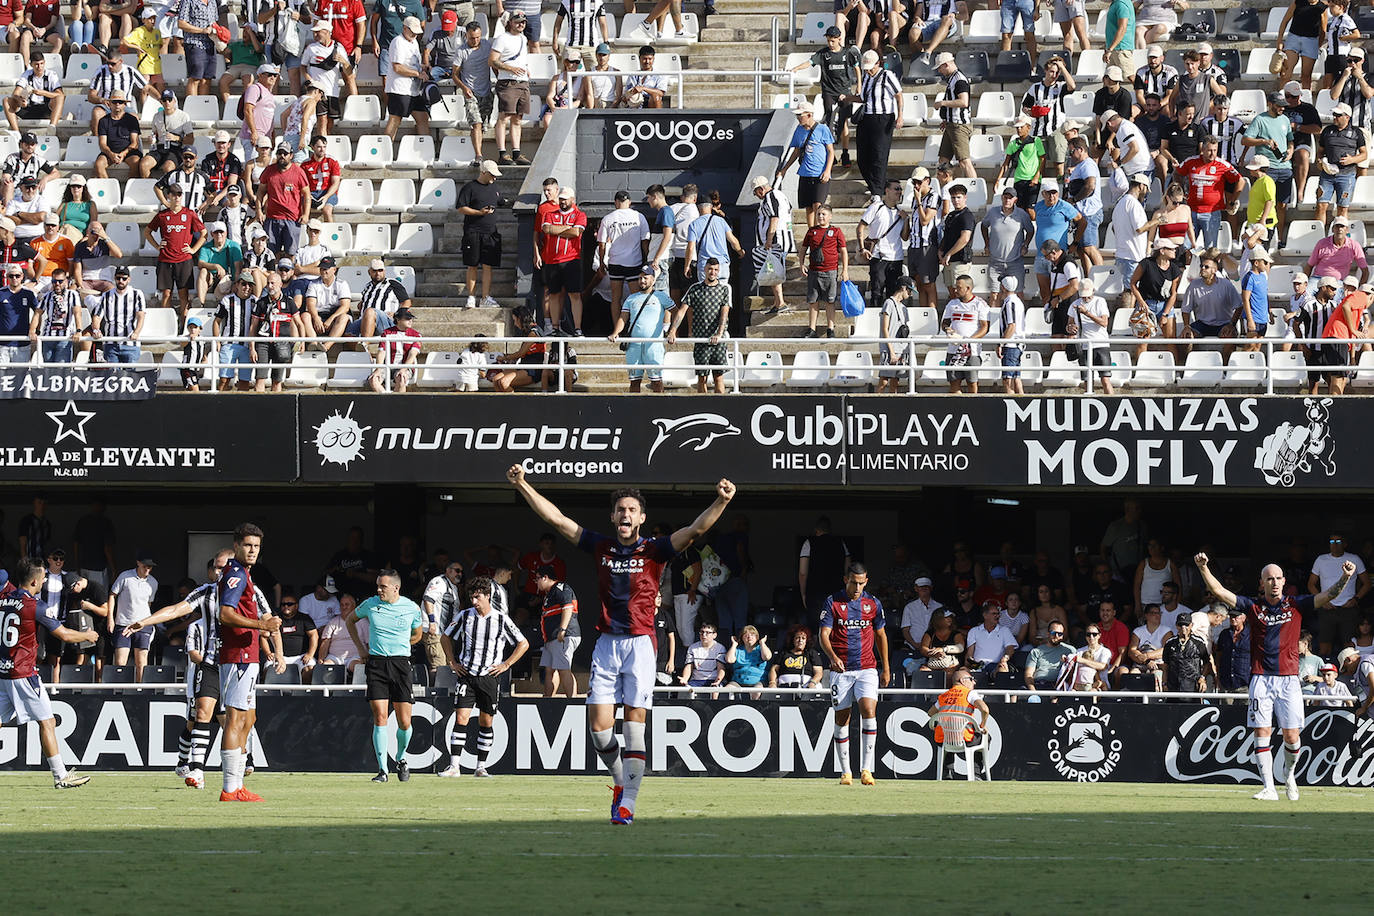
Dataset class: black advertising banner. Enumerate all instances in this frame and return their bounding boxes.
[0,366,157,400]
[601,114,742,172]
[0,395,297,482]
[298,395,845,485]
[9,694,1374,785]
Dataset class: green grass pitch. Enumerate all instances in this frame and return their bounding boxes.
[2,773,1370,913]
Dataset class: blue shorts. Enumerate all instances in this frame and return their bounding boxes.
[312,191,339,208]
[1000,0,1035,33]
[1319,171,1356,207]
[1146,298,1167,320]
[115,628,153,651]
[625,341,665,380]
[267,45,301,71]
[1081,210,1103,248]
[345,308,395,336]
[218,342,252,381]
[1001,345,1023,379]
[921,19,948,41]
[184,36,217,80]
[1288,33,1320,61]
[103,342,141,363]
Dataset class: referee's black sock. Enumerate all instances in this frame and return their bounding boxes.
[476,727,494,766]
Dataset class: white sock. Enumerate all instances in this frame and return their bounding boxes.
[860,717,877,774]
[1256,742,1274,790]
[46,755,68,781]
[222,748,243,794]
[591,728,624,786]
[834,722,851,774]
[621,721,647,811]
[1283,742,1300,784]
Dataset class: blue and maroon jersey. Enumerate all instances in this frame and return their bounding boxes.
[821,590,886,671]
[217,557,261,664]
[577,530,676,636]
[0,581,60,679]
[1233,593,1313,677]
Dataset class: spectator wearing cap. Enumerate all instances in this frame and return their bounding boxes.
[1162,612,1212,692]
[776,102,835,228]
[383,14,430,141]
[927,53,967,180]
[1065,137,1104,274]
[1242,93,1296,239]
[1032,179,1081,283]
[541,47,590,127]
[489,10,532,165]
[609,265,672,392]
[537,185,587,332]
[532,563,579,697]
[1128,235,1182,347]
[180,315,209,390]
[4,174,44,241]
[1308,216,1368,282]
[156,145,210,212]
[239,64,280,162]
[4,51,62,132]
[301,135,342,223]
[452,21,497,164]
[801,203,848,335]
[0,258,37,361]
[248,270,298,392]
[255,141,311,255]
[1133,45,1177,114]
[301,21,349,135]
[294,218,333,277]
[457,162,502,308]
[1328,45,1373,153]
[792,27,857,171]
[1322,0,1361,91]
[1238,247,1273,351]
[1316,103,1368,226]
[120,7,166,93]
[1,130,58,193]
[427,11,462,81]
[586,40,622,111]
[195,221,242,306]
[617,45,666,109]
[1316,661,1356,706]
[31,210,71,292]
[305,255,354,344]
[92,264,147,363]
[900,577,943,670]
[369,306,420,392]
[141,90,196,179]
[214,271,258,390]
[1103,110,1151,181]
[1244,157,1280,244]
[93,90,142,179]
[351,255,410,340]
[220,23,266,102]
[201,131,245,211]
[143,190,203,328]
[0,214,43,279]
[850,49,904,194]
[178,0,224,96]
[995,115,1045,214]
[859,178,907,309]
[217,184,252,248]
[1280,270,1314,353]
[1214,607,1252,693]
[1073,278,1113,392]
[1282,85,1324,184]
[1301,275,1344,393]
[87,44,148,137]
[1276,0,1327,92]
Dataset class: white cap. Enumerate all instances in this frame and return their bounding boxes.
[1251,247,1273,263]
[369,257,387,270]
[1334,102,1354,117]
[1154,237,1178,250]
[214,130,232,143]
[934,52,955,68]
[1319,276,1341,289]
[480,159,502,177]
[1078,279,1096,296]
[1283,80,1303,95]
[1105,65,1124,82]
[1013,114,1033,127]
[402,15,423,32]
[42,211,58,225]
[1344,273,1360,286]
[861,49,880,68]
[1333,215,1352,227]
[792,100,813,115]
[312,20,331,32]
[1000,276,1019,292]
[208,221,227,233]
[1293,272,1309,284]
[1040,178,1060,193]
[1199,42,1213,54]
[1101,110,1122,125]
[307,218,325,230]
[750,175,771,191]
[1130,172,1152,188]
[1248,154,1270,170]
[1147,45,1163,58]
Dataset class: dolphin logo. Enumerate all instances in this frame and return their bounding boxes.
[647,413,740,464]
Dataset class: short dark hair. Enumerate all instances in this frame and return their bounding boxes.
[378,568,401,586]
[467,575,493,598]
[610,487,646,512]
[234,522,263,542]
[948,183,968,196]
[638,45,655,55]
[13,557,43,587]
[311,134,327,145]
[646,183,666,198]
[845,561,869,578]
[542,177,559,187]
[1068,137,1088,154]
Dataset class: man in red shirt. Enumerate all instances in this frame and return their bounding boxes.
[517,532,566,611]
[255,144,311,256]
[538,187,587,335]
[308,0,365,102]
[142,185,205,321]
[301,134,342,222]
[800,204,848,338]
[14,0,63,62]
[1173,137,1240,250]
[369,307,421,392]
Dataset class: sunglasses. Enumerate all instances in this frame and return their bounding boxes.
[281,601,298,607]
[1050,631,1065,637]
[1086,630,1100,636]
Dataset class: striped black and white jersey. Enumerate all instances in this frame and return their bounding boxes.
[1000,293,1026,340]
[90,64,147,102]
[17,68,61,98]
[558,0,604,47]
[36,288,81,337]
[1200,115,1245,165]
[1022,79,1067,137]
[444,606,525,676]
[243,246,272,272]
[215,294,256,339]
[907,190,941,250]
[424,574,463,631]
[1336,78,1373,130]
[1298,296,1337,340]
[183,336,210,372]
[244,0,270,34]
[218,204,251,246]
[186,615,206,660]
[158,168,210,212]
[756,188,795,253]
[358,276,408,319]
[1201,64,1228,88]
[189,582,220,664]
[940,68,971,124]
[861,67,901,116]
[96,286,146,338]
[1134,64,1178,100]
[1,152,55,182]
[259,0,303,47]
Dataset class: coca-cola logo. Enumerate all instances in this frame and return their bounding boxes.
[1046,705,1122,782]
[1165,707,1374,786]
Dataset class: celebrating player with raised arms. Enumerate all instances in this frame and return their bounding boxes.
[508,465,735,825]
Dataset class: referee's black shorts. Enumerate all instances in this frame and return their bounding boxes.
[454,674,500,715]
[365,656,414,704]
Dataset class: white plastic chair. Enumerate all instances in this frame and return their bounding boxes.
[1222,351,1267,388]
[417,351,463,388]
[395,223,434,256]
[785,350,831,387]
[286,351,330,388]
[414,178,457,212]
[438,134,475,166]
[351,134,395,169]
[183,95,221,128]
[334,179,376,213]
[972,91,1016,127]
[1180,350,1225,386]
[660,351,696,388]
[933,711,991,782]
[829,350,876,388]
[1124,351,1177,387]
[370,178,417,214]
[60,136,101,168]
[739,349,784,388]
[328,351,374,388]
[349,223,393,256]
[318,222,353,256]
[394,134,436,169]
[339,94,384,128]
[86,177,124,210]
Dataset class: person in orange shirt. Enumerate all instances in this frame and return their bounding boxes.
[32,211,73,293]
[928,667,992,778]
[1322,277,1364,395]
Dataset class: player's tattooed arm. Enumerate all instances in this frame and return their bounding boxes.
[670,479,737,553]
[507,464,583,544]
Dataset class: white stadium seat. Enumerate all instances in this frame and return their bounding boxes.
[1283,220,1325,258]
[318,222,353,256]
[349,223,393,256]
[339,95,383,128]
[1124,351,1176,388]
[1179,350,1225,386]
[287,351,331,388]
[351,135,395,169]
[328,352,374,388]
[395,223,435,256]
[371,178,417,214]
[829,350,876,388]
[1222,351,1267,388]
[414,178,457,212]
[739,350,784,388]
[972,92,1017,127]
[87,177,124,210]
[417,351,464,389]
[438,134,475,167]
[64,53,102,86]
[786,350,831,387]
[334,179,375,213]
[140,309,180,342]
[394,135,436,169]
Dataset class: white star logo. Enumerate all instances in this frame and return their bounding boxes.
[45,400,96,445]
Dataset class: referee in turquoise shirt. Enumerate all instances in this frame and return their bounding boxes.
[345,569,423,783]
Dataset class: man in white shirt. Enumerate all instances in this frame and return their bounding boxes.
[489,10,533,165]
[1065,137,1103,274]
[965,603,1019,674]
[1074,277,1113,394]
[596,190,650,325]
[900,576,943,673]
[305,256,354,344]
[1112,173,1151,292]
[302,21,350,134]
[384,15,429,141]
[1309,533,1371,657]
[1104,110,1151,177]
[4,54,64,133]
[1119,603,1174,687]
[299,577,341,630]
[108,556,159,681]
[294,220,333,277]
[857,178,906,310]
[941,273,989,394]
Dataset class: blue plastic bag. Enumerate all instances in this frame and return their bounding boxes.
[839,280,864,318]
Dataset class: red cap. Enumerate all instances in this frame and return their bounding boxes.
[441,10,458,29]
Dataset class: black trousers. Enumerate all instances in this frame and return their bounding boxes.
[856,113,895,196]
